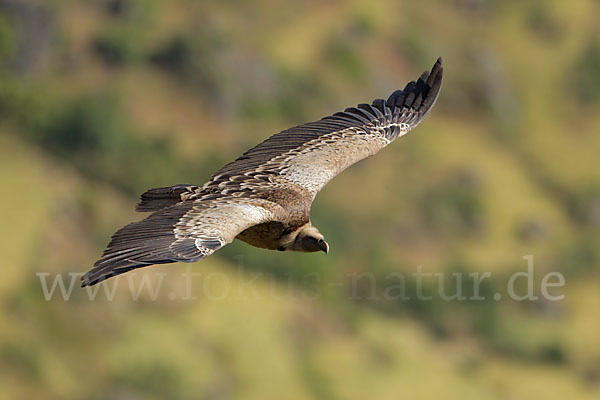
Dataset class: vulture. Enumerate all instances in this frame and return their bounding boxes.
[81,58,443,286]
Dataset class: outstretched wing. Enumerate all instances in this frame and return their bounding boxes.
[84,58,443,286]
[81,198,281,286]
[200,58,443,199]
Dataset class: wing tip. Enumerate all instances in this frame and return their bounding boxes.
[386,57,443,119]
[81,270,107,287]
[81,258,133,287]
[81,258,176,287]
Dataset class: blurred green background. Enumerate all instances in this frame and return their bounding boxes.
[1,0,599,399]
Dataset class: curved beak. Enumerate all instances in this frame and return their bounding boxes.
[320,240,329,255]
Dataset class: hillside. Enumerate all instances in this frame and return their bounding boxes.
[0,0,599,398]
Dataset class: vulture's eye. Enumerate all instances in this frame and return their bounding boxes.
[318,239,325,246]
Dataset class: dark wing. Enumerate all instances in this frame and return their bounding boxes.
[196,57,443,199]
[82,198,282,286]
[135,184,200,212]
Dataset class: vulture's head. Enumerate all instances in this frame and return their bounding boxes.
[281,225,329,254]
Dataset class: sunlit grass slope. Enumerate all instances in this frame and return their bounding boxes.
[0,0,599,398]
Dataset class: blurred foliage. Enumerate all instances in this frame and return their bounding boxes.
[93,28,140,66]
[25,91,195,193]
[419,170,485,237]
[572,40,600,105]
[0,0,599,399]
[0,14,15,62]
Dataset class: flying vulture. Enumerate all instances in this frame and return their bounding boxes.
[82,58,443,286]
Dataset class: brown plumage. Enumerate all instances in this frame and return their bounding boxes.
[81,58,443,286]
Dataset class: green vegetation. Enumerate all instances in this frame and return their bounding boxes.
[0,0,599,399]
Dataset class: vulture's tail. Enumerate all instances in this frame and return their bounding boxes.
[136,184,199,212]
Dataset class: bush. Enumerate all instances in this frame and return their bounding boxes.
[148,35,191,75]
[0,14,16,65]
[92,29,140,66]
[419,170,485,237]
[25,91,191,193]
[571,41,600,105]
[325,37,367,81]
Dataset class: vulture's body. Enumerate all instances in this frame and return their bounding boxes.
[82,58,443,286]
